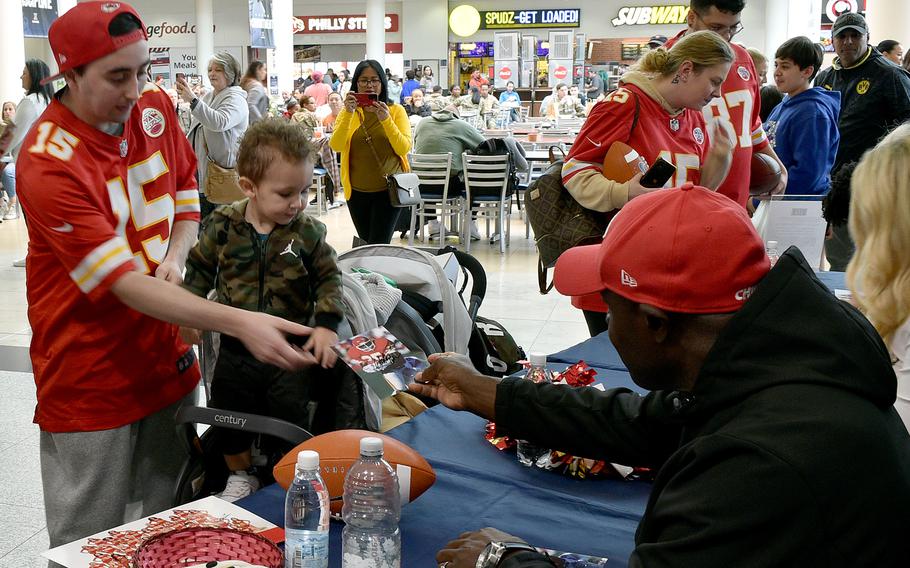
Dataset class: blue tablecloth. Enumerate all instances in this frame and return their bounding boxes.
[239,271,847,566]
[238,364,650,567]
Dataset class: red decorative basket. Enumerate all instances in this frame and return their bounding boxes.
[133,527,282,568]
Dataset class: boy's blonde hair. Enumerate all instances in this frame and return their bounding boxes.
[237,119,315,185]
[633,30,733,77]
[847,123,910,347]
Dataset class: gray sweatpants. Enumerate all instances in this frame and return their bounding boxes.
[40,393,193,567]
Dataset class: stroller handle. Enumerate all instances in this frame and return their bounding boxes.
[438,246,487,322]
[176,406,313,446]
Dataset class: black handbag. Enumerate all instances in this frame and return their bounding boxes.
[360,121,422,208]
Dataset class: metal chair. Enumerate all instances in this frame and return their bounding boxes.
[461,152,512,254]
[409,153,457,243]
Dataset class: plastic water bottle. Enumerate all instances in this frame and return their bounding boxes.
[285,450,330,568]
[516,353,552,467]
[766,240,780,267]
[341,437,401,568]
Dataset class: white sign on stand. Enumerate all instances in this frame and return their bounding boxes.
[752,197,827,269]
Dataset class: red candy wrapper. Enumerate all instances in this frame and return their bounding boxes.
[485,421,515,451]
[552,360,597,387]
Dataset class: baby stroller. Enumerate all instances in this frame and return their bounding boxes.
[172,247,469,505]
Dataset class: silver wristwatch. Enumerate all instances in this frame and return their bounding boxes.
[476,541,538,568]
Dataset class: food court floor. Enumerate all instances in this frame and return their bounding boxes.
[0,202,590,565]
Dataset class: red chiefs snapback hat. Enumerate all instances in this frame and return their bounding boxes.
[42,2,148,86]
[554,184,770,314]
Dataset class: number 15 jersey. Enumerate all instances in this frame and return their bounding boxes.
[17,84,201,433]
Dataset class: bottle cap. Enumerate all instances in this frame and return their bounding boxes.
[297,450,320,470]
[360,436,384,456]
[767,240,778,248]
[529,352,547,366]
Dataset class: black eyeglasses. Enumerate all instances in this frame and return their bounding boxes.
[357,78,382,86]
[693,11,744,39]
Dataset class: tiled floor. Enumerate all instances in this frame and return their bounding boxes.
[0,201,590,564]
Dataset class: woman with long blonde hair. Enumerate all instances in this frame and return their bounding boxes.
[846,123,910,429]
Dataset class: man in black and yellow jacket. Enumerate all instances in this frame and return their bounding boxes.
[814,11,910,270]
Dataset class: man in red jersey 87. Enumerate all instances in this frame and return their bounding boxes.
[665,0,788,207]
[15,2,318,557]
[562,30,736,336]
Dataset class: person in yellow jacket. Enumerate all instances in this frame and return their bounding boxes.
[330,59,412,244]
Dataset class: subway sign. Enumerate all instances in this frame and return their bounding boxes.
[611,5,690,26]
[480,9,581,29]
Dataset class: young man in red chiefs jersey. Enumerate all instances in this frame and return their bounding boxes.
[16,2,317,556]
[665,0,788,207]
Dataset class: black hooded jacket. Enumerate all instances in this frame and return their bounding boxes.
[495,248,910,567]
[815,47,910,171]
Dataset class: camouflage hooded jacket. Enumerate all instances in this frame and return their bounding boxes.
[183,200,345,331]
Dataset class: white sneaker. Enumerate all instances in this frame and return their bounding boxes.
[12,258,25,268]
[3,210,17,220]
[218,471,260,502]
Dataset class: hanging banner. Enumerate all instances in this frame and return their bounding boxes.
[250,0,275,48]
[22,0,58,38]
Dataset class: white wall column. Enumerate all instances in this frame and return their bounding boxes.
[195,0,215,85]
[866,0,910,46]
[365,0,385,65]
[271,0,294,97]
[1,1,26,103]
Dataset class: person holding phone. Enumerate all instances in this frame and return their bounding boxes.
[329,59,412,245]
[562,31,737,336]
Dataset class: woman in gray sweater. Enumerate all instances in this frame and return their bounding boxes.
[177,51,249,218]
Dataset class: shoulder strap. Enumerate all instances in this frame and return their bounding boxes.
[538,257,555,294]
[627,89,641,143]
[358,118,390,177]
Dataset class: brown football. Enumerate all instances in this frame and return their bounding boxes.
[750,153,782,196]
[272,429,436,514]
[602,141,646,182]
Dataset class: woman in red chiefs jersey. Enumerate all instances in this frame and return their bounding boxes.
[561,30,737,336]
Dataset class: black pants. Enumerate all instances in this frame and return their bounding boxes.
[583,309,610,338]
[210,337,357,455]
[348,189,402,244]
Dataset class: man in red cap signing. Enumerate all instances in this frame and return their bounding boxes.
[412,184,910,567]
[16,2,317,554]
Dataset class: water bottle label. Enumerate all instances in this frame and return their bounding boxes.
[285,529,329,568]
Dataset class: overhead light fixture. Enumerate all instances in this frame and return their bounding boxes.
[450,5,481,37]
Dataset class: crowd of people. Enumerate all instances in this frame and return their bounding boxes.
[3,1,909,568]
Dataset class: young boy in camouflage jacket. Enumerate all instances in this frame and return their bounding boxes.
[183,119,354,501]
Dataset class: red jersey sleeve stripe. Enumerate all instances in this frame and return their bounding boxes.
[69,236,137,294]
[175,189,201,215]
[561,157,601,183]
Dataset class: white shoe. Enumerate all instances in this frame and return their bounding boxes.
[3,210,17,220]
[12,258,25,268]
[328,201,344,209]
[218,471,260,502]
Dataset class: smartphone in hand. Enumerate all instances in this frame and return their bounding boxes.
[353,92,379,107]
[640,157,677,188]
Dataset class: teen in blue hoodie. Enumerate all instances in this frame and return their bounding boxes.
[764,37,841,196]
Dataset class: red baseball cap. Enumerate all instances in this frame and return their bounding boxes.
[42,2,148,86]
[554,184,770,314]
